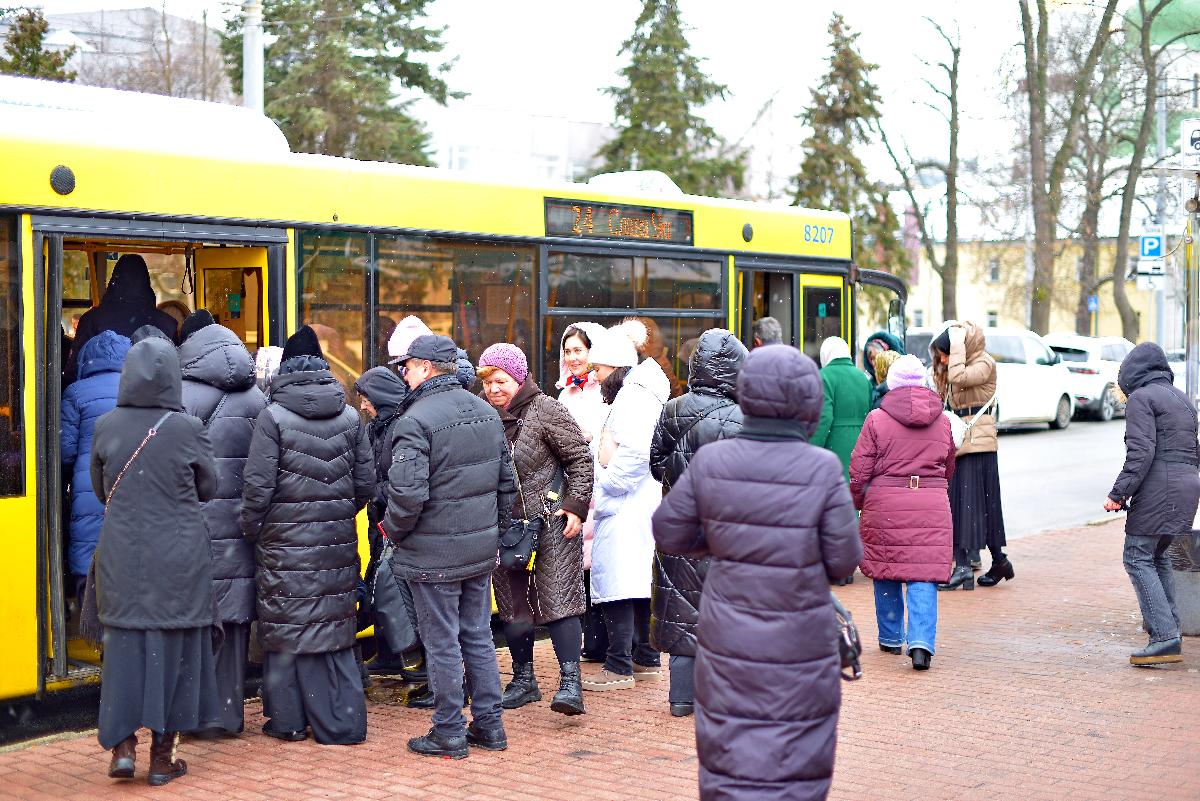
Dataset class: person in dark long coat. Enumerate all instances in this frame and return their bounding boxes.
[241,326,374,744]
[61,330,130,597]
[648,328,746,717]
[476,343,594,717]
[651,345,862,801]
[66,254,178,383]
[178,313,266,735]
[90,337,220,786]
[1105,342,1200,666]
[850,355,956,671]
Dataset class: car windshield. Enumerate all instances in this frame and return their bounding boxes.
[1050,346,1089,363]
[985,335,1025,364]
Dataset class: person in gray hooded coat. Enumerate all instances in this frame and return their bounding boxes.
[1105,342,1200,667]
[90,337,220,786]
[241,326,374,744]
[178,312,266,735]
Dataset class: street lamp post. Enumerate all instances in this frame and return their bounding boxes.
[242,0,264,114]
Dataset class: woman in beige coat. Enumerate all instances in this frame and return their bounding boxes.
[930,322,1013,591]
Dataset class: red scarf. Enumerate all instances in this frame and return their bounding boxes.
[568,373,589,388]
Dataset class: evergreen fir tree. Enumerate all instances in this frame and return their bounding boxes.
[222,0,460,165]
[793,14,907,277]
[597,0,745,196]
[0,8,76,82]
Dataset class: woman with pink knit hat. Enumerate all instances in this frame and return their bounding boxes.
[849,354,956,671]
[477,343,595,716]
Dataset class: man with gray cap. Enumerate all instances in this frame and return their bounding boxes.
[382,334,517,759]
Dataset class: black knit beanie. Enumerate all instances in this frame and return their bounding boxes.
[180,309,216,343]
[282,325,324,361]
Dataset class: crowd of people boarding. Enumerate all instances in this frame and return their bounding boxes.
[62,256,1197,801]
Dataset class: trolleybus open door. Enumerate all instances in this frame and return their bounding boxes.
[852,267,907,368]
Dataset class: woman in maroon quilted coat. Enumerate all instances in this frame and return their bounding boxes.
[849,355,955,671]
[651,345,861,801]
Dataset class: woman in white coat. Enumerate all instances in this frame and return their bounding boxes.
[581,322,671,692]
[556,322,610,663]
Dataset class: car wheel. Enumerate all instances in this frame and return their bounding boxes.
[1094,385,1115,422]
[1050,395,1072,430]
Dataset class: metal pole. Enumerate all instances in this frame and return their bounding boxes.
[1187,175,1200,406]
[1156,89,1168,346]
[242,0,264,114]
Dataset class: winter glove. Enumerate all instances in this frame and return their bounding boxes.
[948,326,966,347]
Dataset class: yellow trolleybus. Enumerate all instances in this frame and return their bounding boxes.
[0,76,905,702]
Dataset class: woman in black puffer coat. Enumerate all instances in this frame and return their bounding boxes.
[1105,342,1200,667]
[649,329,746,717]
[178,313,266,736]
[241,327,374,744]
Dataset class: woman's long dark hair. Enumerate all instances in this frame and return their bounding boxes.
[600,366,632,404]
[562,324,593,349]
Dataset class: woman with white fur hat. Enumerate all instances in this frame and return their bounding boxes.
[581,321,671,692]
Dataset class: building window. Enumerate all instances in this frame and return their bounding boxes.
[987,258,1000,283]
[912,309,925,327]
[0,216,22,497]
[986,310,999,328]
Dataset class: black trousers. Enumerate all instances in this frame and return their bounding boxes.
[211,621,250,733]
[599,598,660,676]
[262,648,366,745]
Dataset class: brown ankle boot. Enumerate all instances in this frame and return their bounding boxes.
[147,731,186,786]
[107,734,136,779]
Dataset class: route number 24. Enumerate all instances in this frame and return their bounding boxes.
[804,225,835,244]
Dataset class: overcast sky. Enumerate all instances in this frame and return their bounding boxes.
[35,0,1101,193]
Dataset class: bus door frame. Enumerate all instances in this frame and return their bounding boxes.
[30,215,288,690]
[850,267,908,360]
[734,258,853,352]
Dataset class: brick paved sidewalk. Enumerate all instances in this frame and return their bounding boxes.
[1,519,1198,801]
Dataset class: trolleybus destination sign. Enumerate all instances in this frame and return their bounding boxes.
[545,198,694,244]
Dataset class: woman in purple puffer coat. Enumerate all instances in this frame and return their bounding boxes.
[651,345,861,801]
[849,354,956,672]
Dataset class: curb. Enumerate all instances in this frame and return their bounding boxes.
[1086,513,1125,526]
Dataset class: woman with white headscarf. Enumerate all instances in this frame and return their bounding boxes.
[813,336,872,485]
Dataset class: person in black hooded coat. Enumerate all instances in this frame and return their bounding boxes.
[90,337,220,785]
[1105,342,1200,666]
[648,328,746,717]
[178,313,266,735]
[66,255,178,384]
[240,326,374,744]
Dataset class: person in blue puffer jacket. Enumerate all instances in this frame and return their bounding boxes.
[61,329,131,595]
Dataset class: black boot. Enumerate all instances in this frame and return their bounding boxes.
[408,728,468,759]
[147,732,186,786]
[977,557,1015,587]
[501,662,541,709]
[937,565,974,591]
[910,648,932,671]
[550,662,586,716]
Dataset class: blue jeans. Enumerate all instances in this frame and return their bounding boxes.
[873,579,938,654]
[408,574,503,738]
[1122,535,1181,642]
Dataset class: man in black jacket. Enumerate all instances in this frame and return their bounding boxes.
[383,334,517,759]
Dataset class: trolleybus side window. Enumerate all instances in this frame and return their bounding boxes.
[547,252,721,310]
[0,217,22,497]
[375,236,536,364]
[298,232,368,391]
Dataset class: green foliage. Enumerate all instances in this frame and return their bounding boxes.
[792,14,907,277]
[0,7,76,81]
[221,0,460,165]
[596,0,745,196]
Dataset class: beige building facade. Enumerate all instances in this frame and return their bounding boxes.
[905,238,1182,346]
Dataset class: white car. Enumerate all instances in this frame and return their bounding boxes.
[1043,334,1133,422]
[981,328,1076,430]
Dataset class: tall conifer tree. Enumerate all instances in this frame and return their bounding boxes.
[597,0,745,196]
[793,14,906,276]
[222,0,459,165]
[0,8,76,81]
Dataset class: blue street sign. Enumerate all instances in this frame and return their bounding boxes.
[1087,295,1099,313]
[1140,233,1164,259]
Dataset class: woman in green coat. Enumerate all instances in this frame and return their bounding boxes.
[813,336,872,484]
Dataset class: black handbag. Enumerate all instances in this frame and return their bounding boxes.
[372,541,420,653]
[498,445,548,573]
[831,592,862,681]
